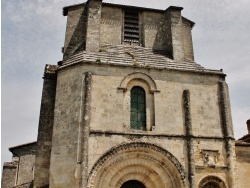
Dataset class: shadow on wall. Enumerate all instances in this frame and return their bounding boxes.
[63,5,88,60]
[152,14,172,59]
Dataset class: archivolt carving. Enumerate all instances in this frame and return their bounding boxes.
[118,72,160,93]
[88,142,187,188]
[199,176,227,188]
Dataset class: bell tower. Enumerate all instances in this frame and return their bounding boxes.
[33,1,236,188]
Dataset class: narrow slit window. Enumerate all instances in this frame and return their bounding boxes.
[124,10,140,44]
[130,86,146,130]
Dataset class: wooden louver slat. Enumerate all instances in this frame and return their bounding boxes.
[124,10,139,44]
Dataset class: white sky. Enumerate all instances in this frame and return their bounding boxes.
[2,0,250,168]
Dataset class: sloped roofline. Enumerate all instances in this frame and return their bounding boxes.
[182,16,195,28]
[9,141,37,152]
[63,3,86,16]
[63,2,165,16]
[236,133,250,146]
[235,141,250,147]
[62,2,194,26]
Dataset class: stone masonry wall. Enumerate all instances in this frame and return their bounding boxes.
[100,5,122,45]
[49,62,231,187]
[85,0,102,52]
[99,6,167,49]
[166,7,185,61]
[63,3,194,61]
[63,5,86,60]
[17,154,35,186]
[2,142,36,188]
[182,18,194,61]
[34,65,57,188]
[236,145,250,188]
[9,143,37,187]
[88,67,224,137]
[49,65,86,188]
[1,165,17,188]
[86,65,231,187]
[142,11,166,50]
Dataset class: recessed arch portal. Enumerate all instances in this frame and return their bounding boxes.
[121,180,146,188]
[87,142,187,188]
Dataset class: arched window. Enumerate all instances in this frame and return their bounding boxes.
[199,176,227,188]
[121,180,146,188]
[130,86,146,130]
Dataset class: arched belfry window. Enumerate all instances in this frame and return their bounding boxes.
[130,86,146,130]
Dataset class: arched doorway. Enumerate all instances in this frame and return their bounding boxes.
[121,180,146,188]
[88,142,187,188]
[202,182,220,188]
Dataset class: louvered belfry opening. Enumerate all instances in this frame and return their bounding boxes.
[123,9,140,45]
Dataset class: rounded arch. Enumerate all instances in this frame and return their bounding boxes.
[121,180,146,188]
[88,142,187,188]
[118,72,160,93]
[199,176,228,188]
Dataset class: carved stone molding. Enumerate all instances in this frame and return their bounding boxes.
[118,72,160,93]
[88,142,187,188]
[201,150,220,167]
[199,176,227,188]
[100,19,121,26]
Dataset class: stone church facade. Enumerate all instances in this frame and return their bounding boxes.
[2,0,250,188]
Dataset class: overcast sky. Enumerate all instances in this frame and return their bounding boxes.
[2,0,250,168]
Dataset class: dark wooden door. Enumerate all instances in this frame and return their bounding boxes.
[121,180,146,188]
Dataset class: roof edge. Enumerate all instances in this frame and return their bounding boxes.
[3,162,18,168]
[63,3,86,16]
[9,141,37,152]
[166,6,183,11]
[235,141,250,147]
[59,58,226,76]
[182,16,195,28]
[102,2,165,12]
[62,2,176,16]
[62,2,194,28]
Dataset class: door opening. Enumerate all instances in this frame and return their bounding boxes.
[121,180,146,188]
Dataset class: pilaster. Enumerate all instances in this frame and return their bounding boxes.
[34,64,58,188]
[165,6,185,61]
[85,0,102,53]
